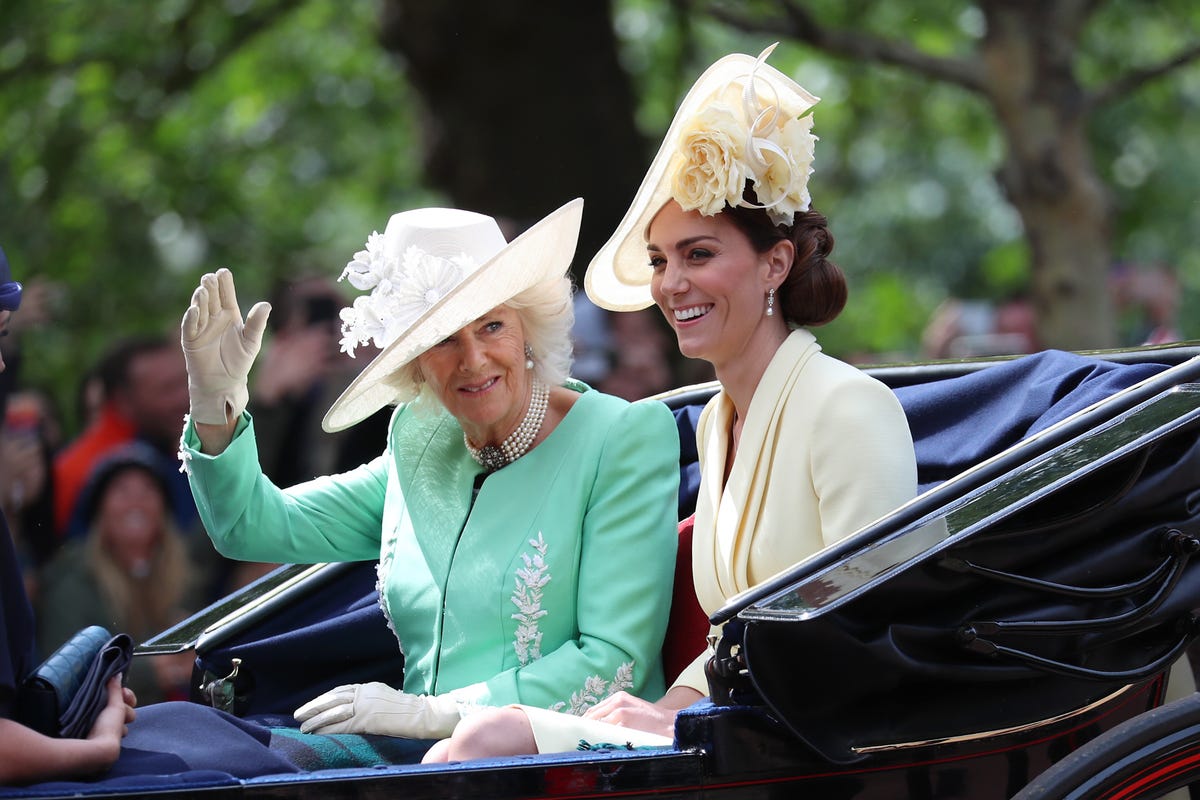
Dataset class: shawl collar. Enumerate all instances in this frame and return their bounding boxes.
[693,329,822,611]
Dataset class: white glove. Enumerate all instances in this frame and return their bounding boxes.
[293,682,465,738]
[180,268,271,425]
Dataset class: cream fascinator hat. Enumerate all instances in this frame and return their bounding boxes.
[322,198,584,432]
[585,44,819,311]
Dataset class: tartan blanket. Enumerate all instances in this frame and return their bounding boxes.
[267,725,434,769]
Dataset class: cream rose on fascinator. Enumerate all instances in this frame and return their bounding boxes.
[669,44,818,226]
[756,112,817,223]
[672,104,749,217]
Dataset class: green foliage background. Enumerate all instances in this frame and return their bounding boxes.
[610,1,1199,360]
[1,0,1197,435]
[2,1,441,430]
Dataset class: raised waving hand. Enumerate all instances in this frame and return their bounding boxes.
[180,268,272,426]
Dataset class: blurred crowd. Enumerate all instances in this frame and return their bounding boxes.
[920,261,1183,359]
[1,256,1182,706]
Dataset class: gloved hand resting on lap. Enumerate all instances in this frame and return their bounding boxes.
[294,682,473,739]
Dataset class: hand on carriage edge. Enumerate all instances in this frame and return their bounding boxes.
[175,199,681,758]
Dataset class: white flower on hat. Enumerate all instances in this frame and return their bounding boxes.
[339,298,380,357]
[337,234,475,357]
[388,245,469,323]
[670,46,818,227]
[342,231,391,291]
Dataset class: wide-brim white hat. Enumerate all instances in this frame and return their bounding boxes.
[322,198,584,432]
[585,45,819,311]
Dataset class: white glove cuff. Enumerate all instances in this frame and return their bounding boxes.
[188,381,248,426]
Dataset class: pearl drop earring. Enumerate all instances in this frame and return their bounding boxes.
[524,343,535,370]
[766,287,776,317]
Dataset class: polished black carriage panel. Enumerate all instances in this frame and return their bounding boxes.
[673,679,1165,800]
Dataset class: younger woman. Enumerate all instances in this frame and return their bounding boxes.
[424,45,918,760]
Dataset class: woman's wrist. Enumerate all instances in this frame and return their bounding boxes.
[0,720,121,784]
[193,417,239,455]
[658,685,704,711]
[77,733,122,775]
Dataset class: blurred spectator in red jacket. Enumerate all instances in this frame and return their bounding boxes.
[53,336,194,541]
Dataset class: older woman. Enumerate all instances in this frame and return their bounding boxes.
[176,199,679,749]
[427,46,918,760]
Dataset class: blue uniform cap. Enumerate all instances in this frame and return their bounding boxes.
[0,245,22,312]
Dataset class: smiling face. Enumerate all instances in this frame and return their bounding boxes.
[415,304,531,446]
[647,201,791,374]
[96,467,168,574]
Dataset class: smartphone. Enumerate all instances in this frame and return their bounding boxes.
[305,296,340,327]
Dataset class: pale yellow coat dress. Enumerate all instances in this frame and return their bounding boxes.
[521,329,919,751]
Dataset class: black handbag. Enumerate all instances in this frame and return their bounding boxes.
[16,625,134,738]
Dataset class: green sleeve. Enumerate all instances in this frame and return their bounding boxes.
[180,412,388,564]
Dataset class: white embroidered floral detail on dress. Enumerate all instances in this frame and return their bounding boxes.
[549,661,636,716]
[511,533,551,666]
[337,232,476,357]
[375,561,402,647]
[177,415,194,475]
[374,526,404,652]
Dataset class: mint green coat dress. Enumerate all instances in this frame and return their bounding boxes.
[181,385,680,712]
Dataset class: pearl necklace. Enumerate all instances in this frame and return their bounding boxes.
[464,380,550,472]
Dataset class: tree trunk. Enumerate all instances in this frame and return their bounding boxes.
[981,0,1116,350]
[377,0,646,283]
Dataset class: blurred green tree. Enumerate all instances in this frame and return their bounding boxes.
[703,0,1200,351]
[1,0,433,428]
[1,0,1197,435]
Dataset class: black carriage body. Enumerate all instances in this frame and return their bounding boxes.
[718,358,1200,763]
[7,344,1200,800]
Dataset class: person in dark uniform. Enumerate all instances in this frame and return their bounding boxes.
[0,244,137,785]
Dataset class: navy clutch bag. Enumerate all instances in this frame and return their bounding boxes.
[17,625,134,738]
